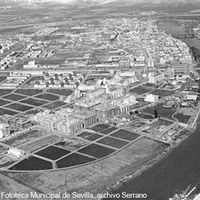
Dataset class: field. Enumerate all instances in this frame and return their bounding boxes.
[97,136,129,149]
[130,86,153,95]
[0,89,13,96]
[35,146,71,160]
[78,143,115,159]
[56,153,95,168]
[35,93,59,101]
[2,94,26,101]
[43,101,67,110]
[99,126,117,134]
[9,156,52,171]
[6,103,33,112]
[77,132,103,141]
[0,108,18,116]
[3,130,42,147]
[20,98,48,107]
[0,98,11,106]
[90,124,110,132]
[15,89,42,96]
[111,129,140,141]
[47,89,73,96]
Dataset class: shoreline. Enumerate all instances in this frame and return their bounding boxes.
[99,107,200,200]
[97,137,188,200]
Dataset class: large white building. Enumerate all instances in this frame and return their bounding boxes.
[148,72,164,84]
[7,147,25,159]
[145,94,159,103]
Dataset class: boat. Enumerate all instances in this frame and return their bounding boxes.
[169,183,200,200]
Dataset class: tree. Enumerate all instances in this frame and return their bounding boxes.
[154,109,158,118]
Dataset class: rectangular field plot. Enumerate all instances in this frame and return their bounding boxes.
[0,89,13,96]
[100,127,117,134]
[111,129,140,141]
[0,98,11,106]
[4,130,42,147]
[47,89,73,97]
[43,101,67,110]
[0,108,18,116]
[78,143,115,159]
[35,146,71,160]
[90,124,110,132]
[56,153,95,168]
[77,132,103,141]
[20,98,48,107]
[2,93,26,101]
[35,93,59,101]
[15,89,42,96]
[6,103,33,112]
[97,137,129,149]
[9,156,52,171]
[55,137,88,151]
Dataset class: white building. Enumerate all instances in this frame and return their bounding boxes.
[148,72,164,84]
[7,147,25,159]
[145,94,159,102]
[23,60,39,69]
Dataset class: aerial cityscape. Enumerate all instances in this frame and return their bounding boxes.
[0,0,200,200]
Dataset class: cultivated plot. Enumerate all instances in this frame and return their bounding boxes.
[78,143,115,159]
[56,153,96,168]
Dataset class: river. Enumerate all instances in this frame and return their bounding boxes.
[104,21,200,200]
